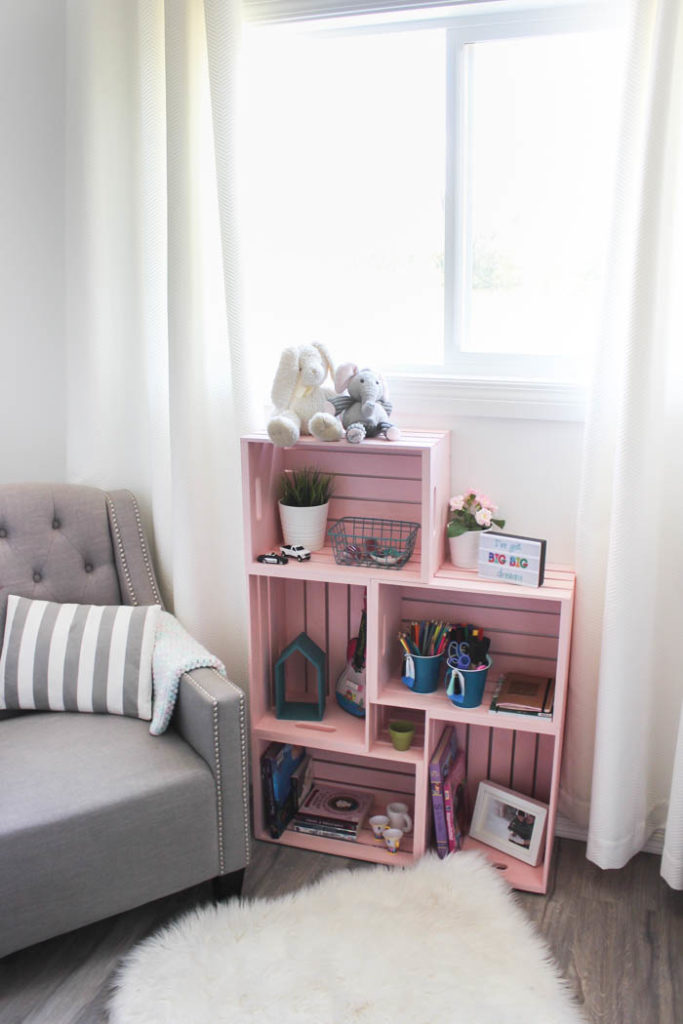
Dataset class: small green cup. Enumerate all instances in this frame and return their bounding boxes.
[389,720,416,751]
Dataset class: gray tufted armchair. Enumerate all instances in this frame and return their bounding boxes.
[0,484,251,959]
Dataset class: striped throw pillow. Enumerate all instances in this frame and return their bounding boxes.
[0,595,160,720]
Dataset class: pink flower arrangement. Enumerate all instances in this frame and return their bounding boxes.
[447,490,505,538]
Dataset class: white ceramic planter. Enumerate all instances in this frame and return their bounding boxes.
[448,529,489,570]
[278,501,329,552]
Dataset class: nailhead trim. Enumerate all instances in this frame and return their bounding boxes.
[183,669,252,874]
[106,497,137,605]
[127,492,163,606]
[105,492,162,608]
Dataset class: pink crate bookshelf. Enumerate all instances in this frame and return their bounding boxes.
[242,429,575,892]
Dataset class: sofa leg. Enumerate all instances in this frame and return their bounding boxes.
[212,867,245,903]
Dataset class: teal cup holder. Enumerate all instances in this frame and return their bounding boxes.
[401,653,443,694]
[445,656,492,709]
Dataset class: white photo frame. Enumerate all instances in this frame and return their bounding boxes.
[469,782,548,867]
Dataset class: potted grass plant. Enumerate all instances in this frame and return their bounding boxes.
[278,467,335,552]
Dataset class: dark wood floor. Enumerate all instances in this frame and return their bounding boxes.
[0,838,680,1024]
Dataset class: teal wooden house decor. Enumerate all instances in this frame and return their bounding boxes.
[274,631,326,721]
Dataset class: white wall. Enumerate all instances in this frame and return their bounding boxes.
[394,389,584,565]
[0,0,67,483]
[454,417,582,566]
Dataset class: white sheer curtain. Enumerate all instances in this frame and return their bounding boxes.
[65,0,257,683]
[560,0,683,888]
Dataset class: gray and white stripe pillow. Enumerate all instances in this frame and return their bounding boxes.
[0,595,160,720]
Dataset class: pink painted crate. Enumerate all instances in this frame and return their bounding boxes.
[427,716,559,893]
[251,739,421,866]
[241,431,450,582]
[248,573,369,749]
[372,579,571,724]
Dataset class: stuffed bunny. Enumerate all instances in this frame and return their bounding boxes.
[267,343,344,447]
[330,364,401,444]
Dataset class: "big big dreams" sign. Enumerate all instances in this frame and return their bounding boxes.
[477,533,546,588]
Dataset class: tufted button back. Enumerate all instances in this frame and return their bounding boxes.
[0,484,123,646]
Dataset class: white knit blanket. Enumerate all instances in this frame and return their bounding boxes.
[150,611,225,735]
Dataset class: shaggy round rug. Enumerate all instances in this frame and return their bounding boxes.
[109,852,586,1024]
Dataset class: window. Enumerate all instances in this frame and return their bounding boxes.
[240,2,622,387]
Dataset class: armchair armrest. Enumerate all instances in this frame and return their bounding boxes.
[173,667,251,876]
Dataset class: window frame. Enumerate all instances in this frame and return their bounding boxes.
[242,0,619,418]
[445,5,607,385]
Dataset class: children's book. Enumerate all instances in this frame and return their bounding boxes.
[442,749,467,853]
[288,819,358,842]
[290,754,314,810]
[293,783,374,835]
[290,815,357,835]
[489,673,555,717]
[428,726,459,859]
[261,742,307,838]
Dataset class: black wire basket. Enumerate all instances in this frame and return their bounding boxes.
[328,517,420,570]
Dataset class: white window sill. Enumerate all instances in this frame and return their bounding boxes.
[386,374,587,421]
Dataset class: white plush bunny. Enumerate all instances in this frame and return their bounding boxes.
[267,343,344,447]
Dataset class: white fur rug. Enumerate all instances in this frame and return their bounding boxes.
[109,852,586,1024]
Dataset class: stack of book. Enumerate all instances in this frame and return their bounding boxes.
[289,783,374,842]
[443,749,467,854]
[489,672,555,719]
[261,743,313,839]
[429,726,468,858]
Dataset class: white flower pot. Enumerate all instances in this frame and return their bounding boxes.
[278,501,329,552]
[448,529,489,570]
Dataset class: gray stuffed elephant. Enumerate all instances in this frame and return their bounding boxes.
[330,364,401,444]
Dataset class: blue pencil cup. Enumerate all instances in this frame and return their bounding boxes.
[401,653,443,694]
[445,657,492,709]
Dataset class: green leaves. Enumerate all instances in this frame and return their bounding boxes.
[447,516,505,538]
[447,519,473,538]
[278,467,335,507]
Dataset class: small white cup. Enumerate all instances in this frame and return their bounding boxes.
[369,814,390,839]
[387,802,412,834]
[383,828,403,854]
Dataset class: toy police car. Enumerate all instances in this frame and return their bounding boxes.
[280,544,311,562]
[257,551,288,565]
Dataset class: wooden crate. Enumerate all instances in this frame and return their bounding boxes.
[241,431,450,582]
